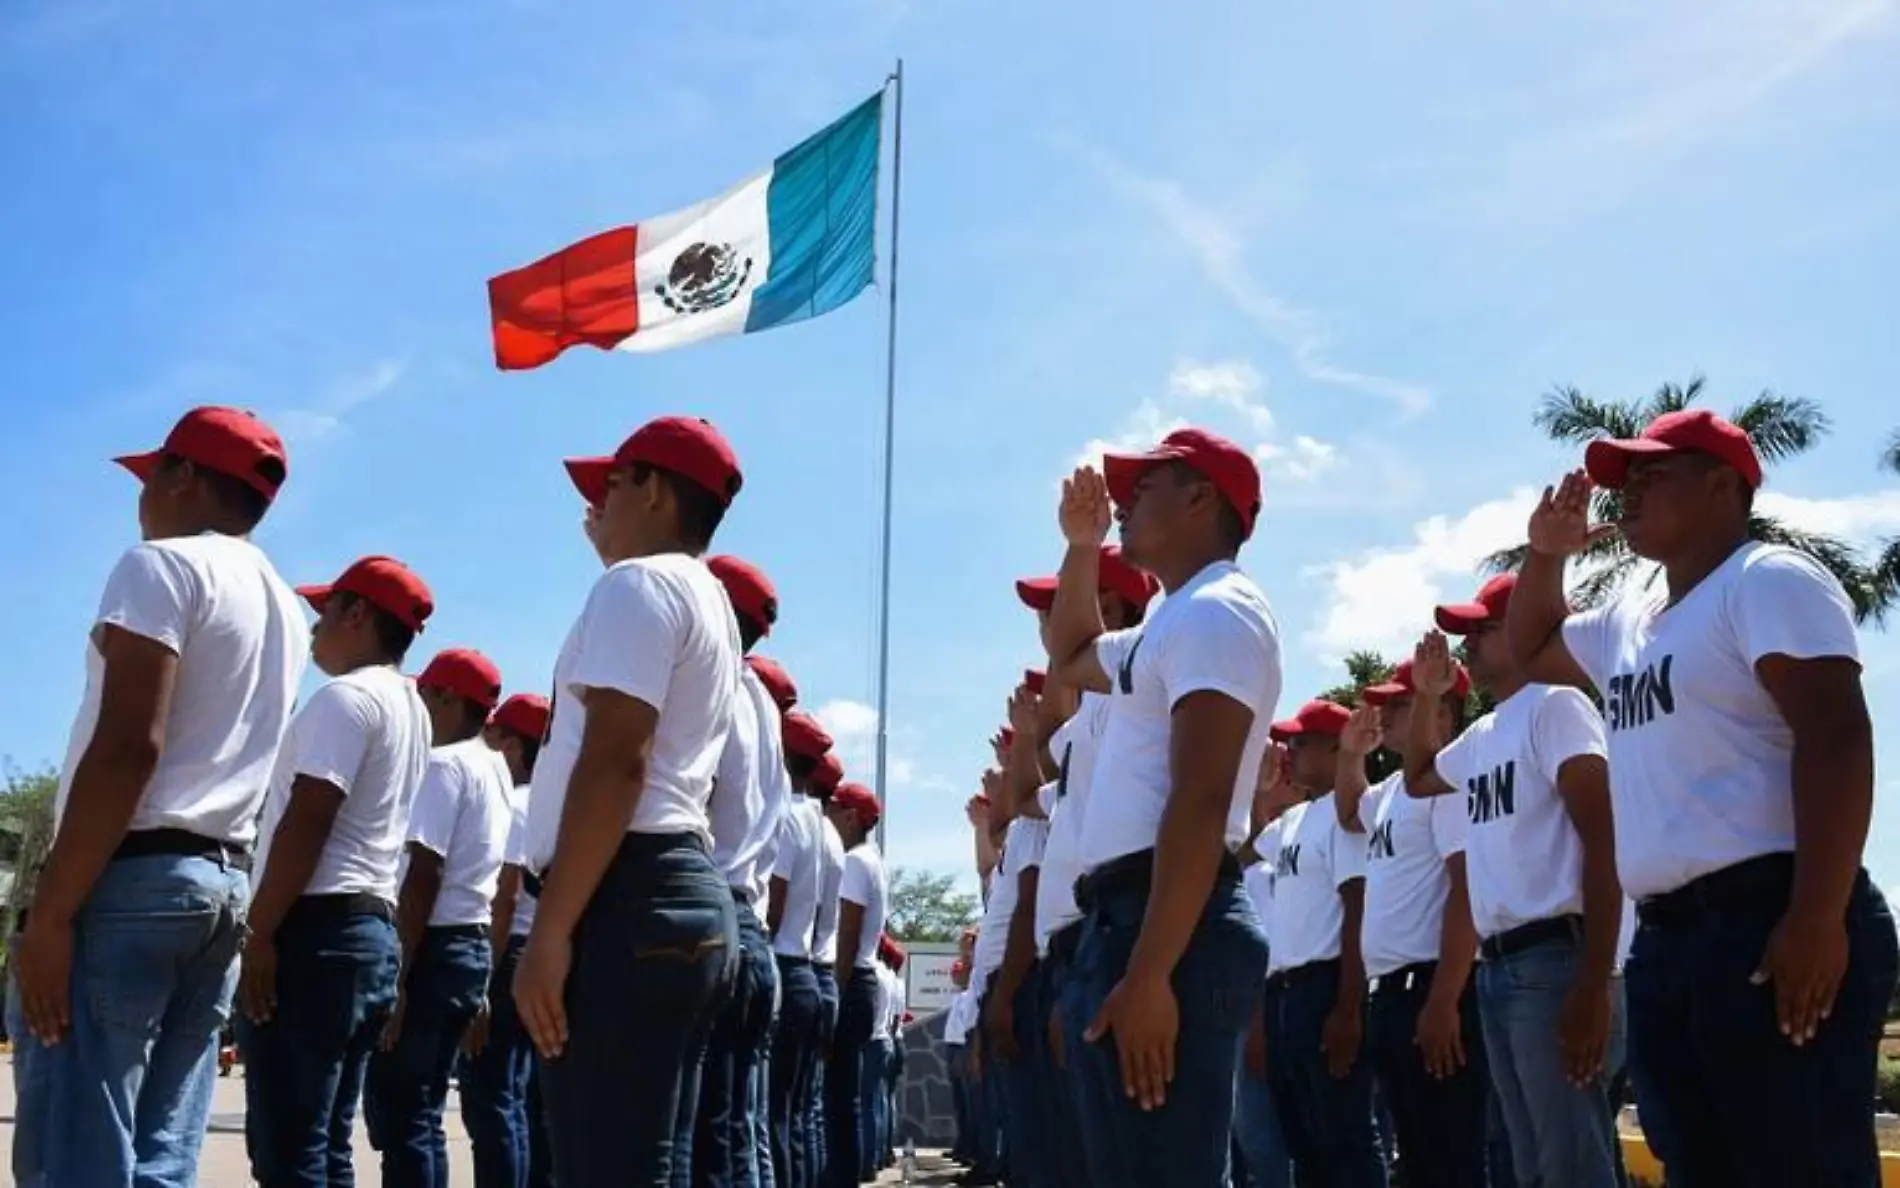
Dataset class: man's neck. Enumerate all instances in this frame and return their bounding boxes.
[1152,547,1229,594]
[1661,530,1749,606]
[1482,670,1530,704]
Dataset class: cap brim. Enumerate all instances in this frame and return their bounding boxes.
[1101,449,1179,507]
[294,584,333,617]
[1361,683,1408,706]
[1583,437,1674,490]
[1433,602,1493,634]
[114,450,163,483]
[1015,577,1056,611]
[1269,719,1303,740]
[563,456,614,508]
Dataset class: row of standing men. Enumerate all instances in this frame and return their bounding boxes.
[7,404,935,1187]
[931,412,1895,1188]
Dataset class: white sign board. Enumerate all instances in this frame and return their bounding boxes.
[903,942,961,1017]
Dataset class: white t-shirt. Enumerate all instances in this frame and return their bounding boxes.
[502,784,535,937]
[971,843,1020,990]
[254,666,432,902]
[871,965,895,1038]
[1263,793,1367,974]
[1243,844,1278,952]
[400,739,515,928]
[840,841,890,970]
[771,797,823,958]
[712,667,792,913]
[526,555,742,871]
[944,988,980,1045]
[1078,561,1283,872]
[1035,695,1110,953]
[1356,774,1467,978]
[1560,542,1858,899]
[813,815,846,965]
[56,536,309,846]
[891,968,909,1032]
[1431,686,1606,940]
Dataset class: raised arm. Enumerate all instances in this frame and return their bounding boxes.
[1508,471,1607,690]
[1402,633,1461,798]
[1046,468,1114,694]
[1334,704,1383,833]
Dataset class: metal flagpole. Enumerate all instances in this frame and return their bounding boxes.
[873,59,904,853]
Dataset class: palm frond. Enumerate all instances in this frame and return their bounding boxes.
[1532,386,1645,444]
[1862,536,1900,628]
[1748,515,1883,623]
[1569,561,1632,609]
[1645,377,1705,418]
[1483,542,1529,575]
[1881,430,1900,478]
[1730,392,1830,465]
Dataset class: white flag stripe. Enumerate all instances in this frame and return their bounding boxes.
[617,167,775,355]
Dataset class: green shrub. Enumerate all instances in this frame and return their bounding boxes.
[1879,1056,1900,1115]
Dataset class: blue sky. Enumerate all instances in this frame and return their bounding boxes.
[4,0,1899,896]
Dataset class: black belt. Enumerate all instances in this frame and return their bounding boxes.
[729,885,755,907]
[1264,957,1339,991]
[521,832,710,901]
[1369,960,1437,996]
[290,892,393,924]
[1073,847,1242,913]
[1638,853,1795,928]
[1481,914,1582,961]
[428,923,489,940]
[113,828,252,873]
[523,871,543,898]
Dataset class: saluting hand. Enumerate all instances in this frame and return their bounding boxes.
[1527,470,1615,557]
[1059,466,1113,548]
[1412,632,1458,698]
[1007,684,1039,741]
[1340,703,1384,759]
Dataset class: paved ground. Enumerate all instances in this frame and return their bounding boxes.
[0,1059,949,1186]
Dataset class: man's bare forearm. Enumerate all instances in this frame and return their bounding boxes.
[1047,544,1105,669]
[394,851,444,980]
[1128,789,1228,984]
[995,869,1041,1002]
[31,746,157,923]
[1508,550,1571,670]
[1788,719,1873,922]
[536,756,647,937]
[1429,865,1478,1003]
[1337,881,1368,1007]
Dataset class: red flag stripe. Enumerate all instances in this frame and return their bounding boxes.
[487,226,642,371]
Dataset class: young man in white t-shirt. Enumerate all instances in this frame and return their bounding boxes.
[513,415,748,1185]
[1505,409,1899,1185]
[1232,745,1302,1188]
[1041,429,1279,1188]
[1253,699,1384,1187]
[1398,575,1627,1187]
[238,554,436,1184]
[1333,660,1487,1188]
[460,692,554,1188]
[8,407,306,1188]
[686,554,791,1188]
[767,703,836,1186]
[878,936,910,1171]
[823,782,889,1186]
[364,646,514,1183]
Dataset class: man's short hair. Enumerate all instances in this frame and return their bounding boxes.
[495,724,543,777]
[1168,460,1246,554]
[786,752,818,781]
[630,461,727,551]
[331,590,416,665]
[738,614,766,654]
[160,453,275,532]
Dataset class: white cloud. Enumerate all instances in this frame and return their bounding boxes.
[1256,435,1338,482]
[1067,142,1434,417]
[1304,487,1542,660]
[277,357,409,443]
[813,697,917,789]
[1757,489,1900,542]
[1168,359,1274,435]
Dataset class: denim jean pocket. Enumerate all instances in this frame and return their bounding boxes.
[629,903,732,965]
[81,908,207,1034]
[1178,917,1270,1034]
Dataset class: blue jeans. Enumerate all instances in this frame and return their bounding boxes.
[1366,963,1488,1188]
[1233,1061,1293,1188]
[823,965,880,1187]
[240,897,402,1187]
[1477,930,1627,1188]
[859,1036,893,1178]
[771,956,823,1188]
[693,898,782,1188]
[1263,960,1387,1188]
[1624,866,1898,1188]
[1064,872,1269,1188]
[1041,936,1092,1188]
[365,925,492,1186]
[992,963,1061,1188]
[811,965,839,1187]
[460,934,547,1188]
[540,833,739,1188]
[7,851,248,1188]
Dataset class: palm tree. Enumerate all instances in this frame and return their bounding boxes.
[1873,431,1900,622]
[1484,377,1891,622]
[1318,651,1397,709]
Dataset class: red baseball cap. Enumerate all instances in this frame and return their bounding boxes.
[1583,409,1763,491]
[832,782,883,829]
[297,556,435,633]
[1024,669,1046,695]
[745,655,798,710]
[115,406,289,500]
[490,693,551,741]
[782,711,835,761]
[1435,574,1519,635]
[999,726,1017,749]
[707,555,778,635]
[1103,428,1262,539]
[416,647,504,709]
[564,415,744,509]
[1363,658,1471,706]
[811,752,845,796]
[1269,699,1351,742]
[1015,546,1161,613]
